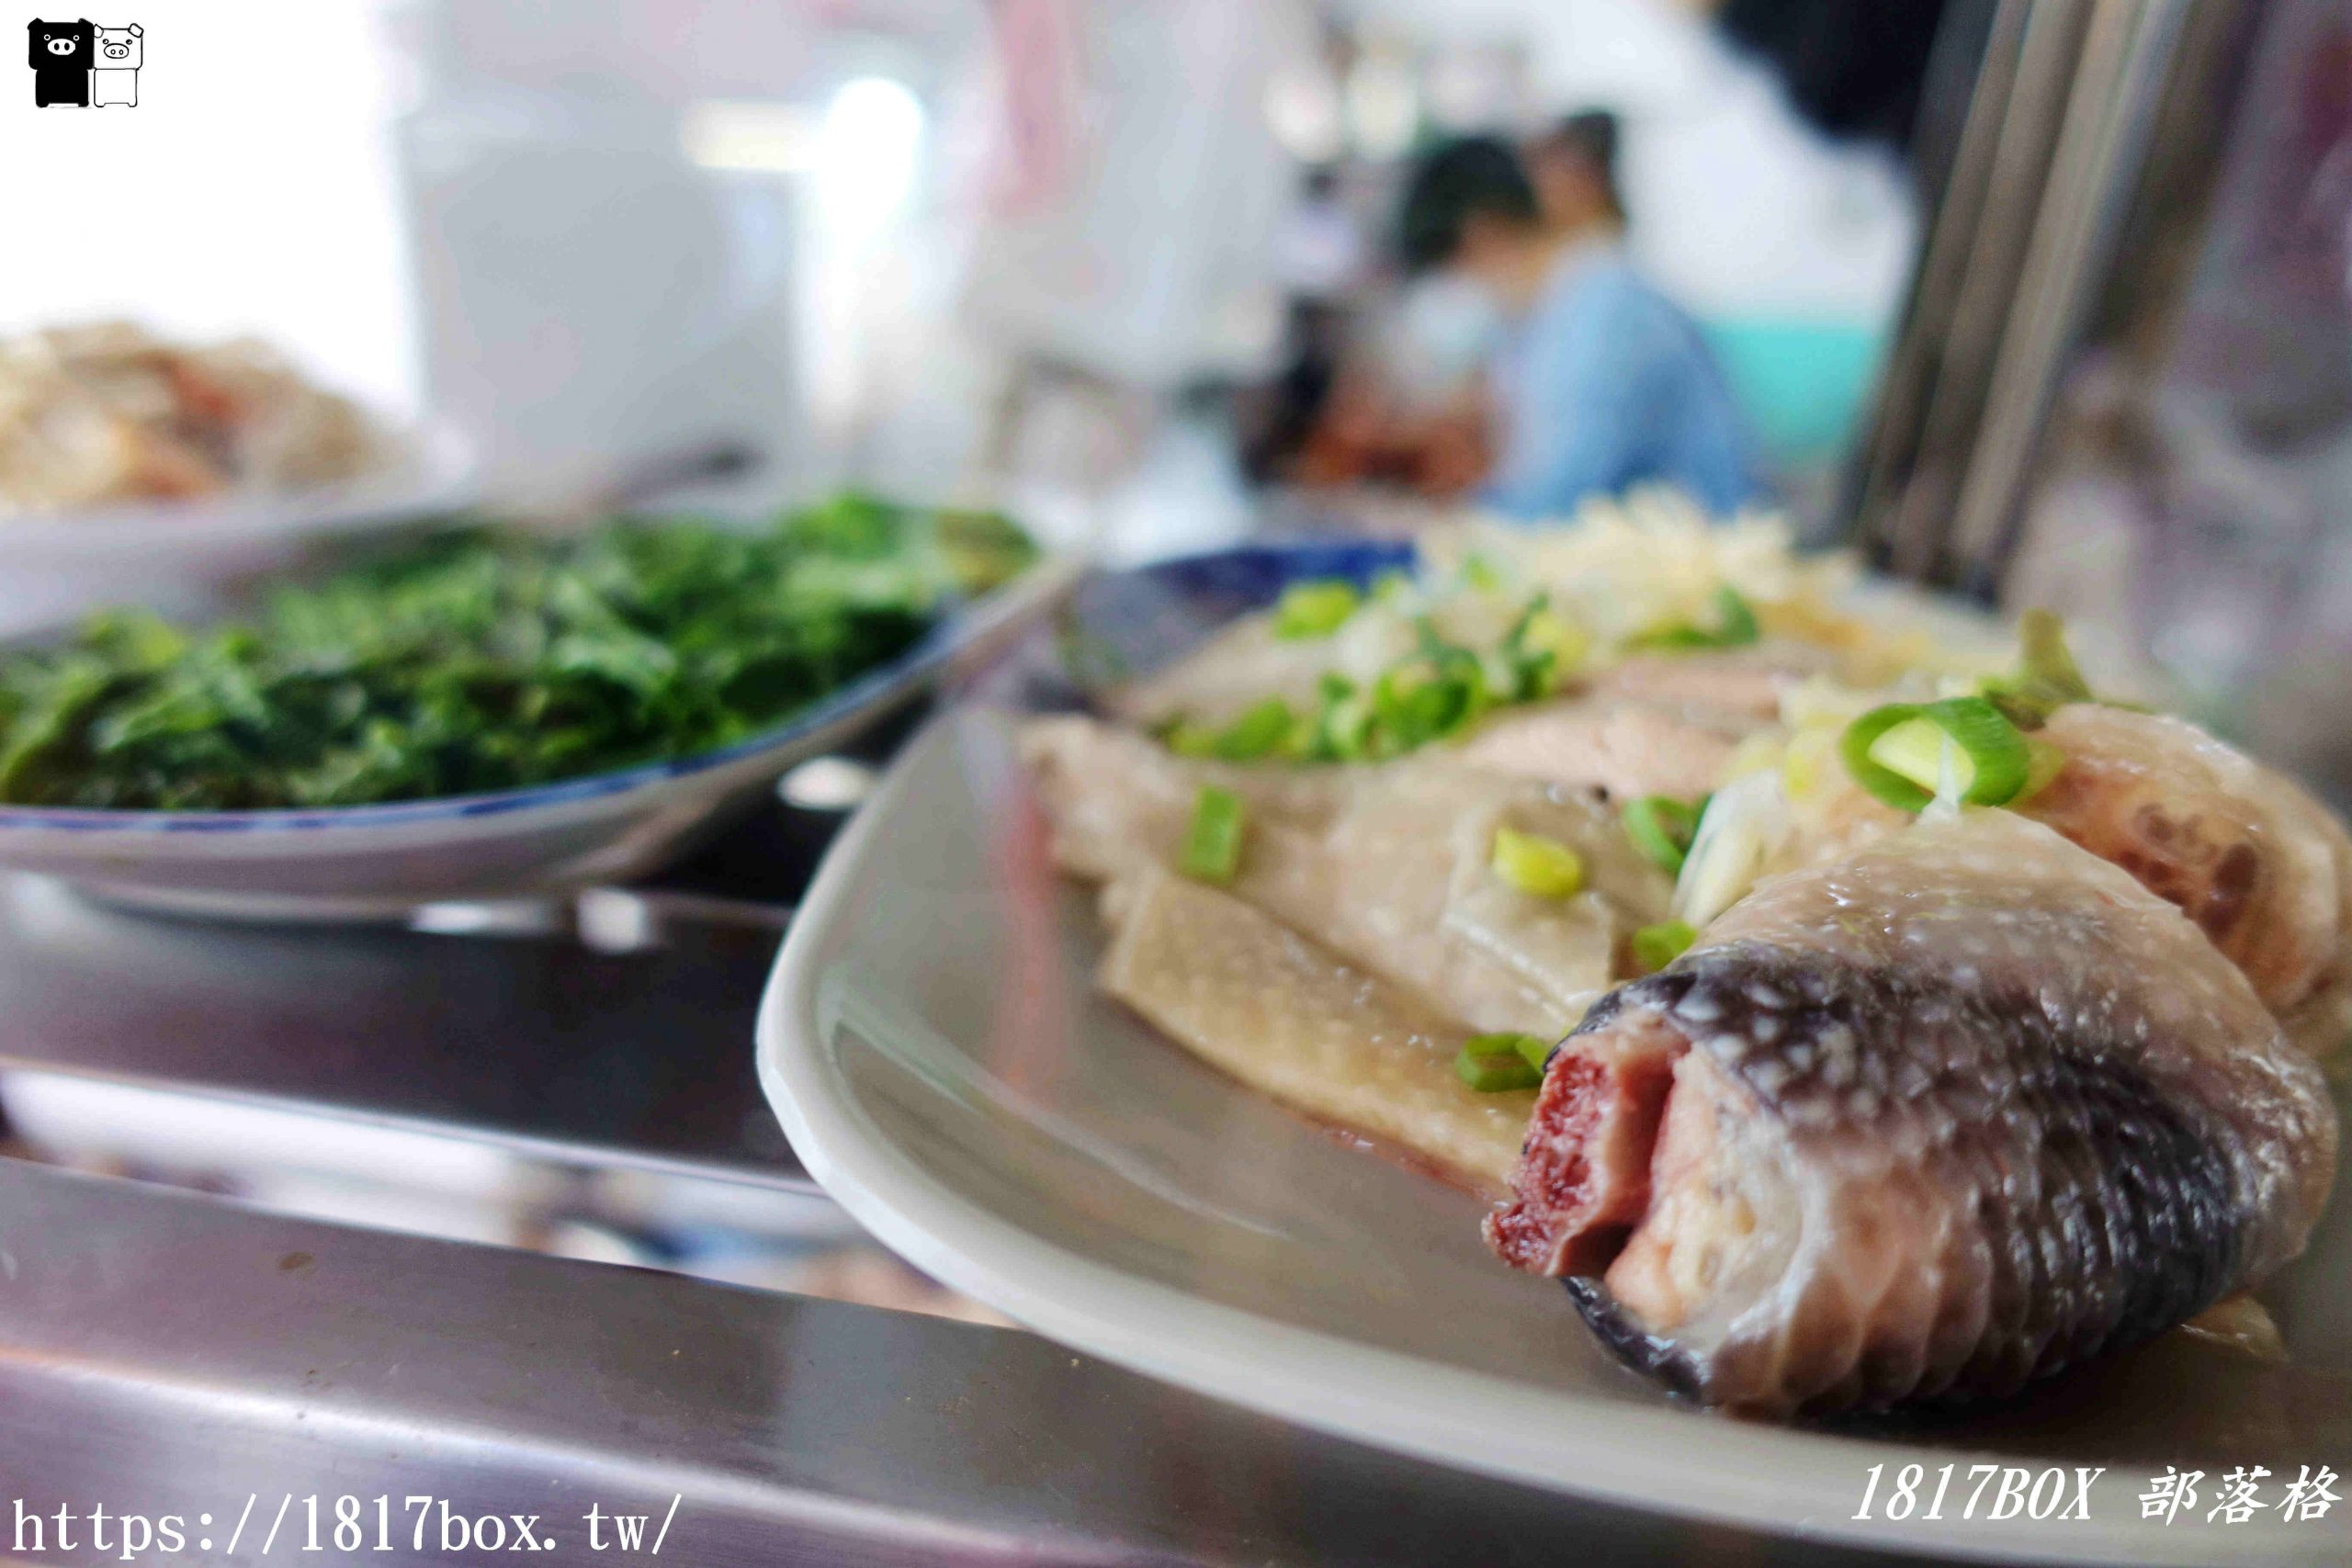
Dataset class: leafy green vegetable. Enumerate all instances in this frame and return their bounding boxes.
[0,493,1034,810]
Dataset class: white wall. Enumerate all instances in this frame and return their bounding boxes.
[0,1,419,415]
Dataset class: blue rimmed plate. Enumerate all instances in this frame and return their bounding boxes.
[0,554,1080,920]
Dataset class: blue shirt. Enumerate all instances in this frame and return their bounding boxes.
[1483,247,1758,519]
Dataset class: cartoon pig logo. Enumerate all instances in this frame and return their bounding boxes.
[91,22,140,106]
[28,18,94,107]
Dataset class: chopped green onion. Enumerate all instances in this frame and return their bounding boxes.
[1298,673,1366,761]
[1671,779,1769,928]
[2018,608,2088,693]
[1463,1030,1556,1075]
[1622,795,1702,874]
[1633,586,1761,651]
[1712,586,1760,645]
[1981,608,2092,729]
[1410,615,1453,661]
[1371,570,1415,605]
[1159,716,1220,758]
[1180,786,1246,884]
[1478,648,1523,703]
[1460,554,1504,592]
[1431,645,1494,730]
[1867,716,1959,795]
[1453,1042,1544,1092]
[1840,696,2031,812]
[2018,735,2068,803]
[1214,697,1295,761]
[1491,827,1586,897]
[1632,919,1697,974]
[1372,653,1484,754]
[1272,579,1362,640]
[1506,604,1589,696]
[1522,608,1589,663]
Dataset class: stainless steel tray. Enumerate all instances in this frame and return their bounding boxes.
[0,750,1992,1565]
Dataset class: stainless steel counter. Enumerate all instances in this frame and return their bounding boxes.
[0,873,803,1190]
[0,1160,1966,1567]
[0,793,1979,1567]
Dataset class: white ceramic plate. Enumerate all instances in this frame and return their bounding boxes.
[0,556,1078,920]
[757,547,2348,1567]
[0,418,477,556]
[0,419,479,636]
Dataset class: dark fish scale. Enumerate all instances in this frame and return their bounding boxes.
[1566,1277,1704,1399]
[1532,814,2332,1414]
[1587,946,2246,1405]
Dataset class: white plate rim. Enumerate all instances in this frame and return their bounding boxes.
[0,417,477,557]
[756,708,2328,1568]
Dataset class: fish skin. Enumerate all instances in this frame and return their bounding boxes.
[1588,646,1835,726]
[1453,699,1744,803]
[1021,715,1670,1035]
[2022,705,2352,1046]
[1097,866,1536,1190]
[1494,811,2337,1415]
[1767,703,2352,1056]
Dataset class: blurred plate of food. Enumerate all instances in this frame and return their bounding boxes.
[0,492,1072,919]
[0,321,475,622]
[759,492,2347,1565]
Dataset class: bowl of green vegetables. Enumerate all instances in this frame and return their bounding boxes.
[0,493,1069,919]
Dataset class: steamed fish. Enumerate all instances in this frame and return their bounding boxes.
[1099,868,1536,1188]
[1454,698,1747,804]
[1108,600,1417,734]
[2024,705,2352,1053]
[1028,495,2346,1424]
[1118,616,1834,807]
[1449,648,1839,803]
[1023,716,1672,1037]
[1487,810,2338,1415]
[1585,647,1838,727]
[1716,700,2352,1056]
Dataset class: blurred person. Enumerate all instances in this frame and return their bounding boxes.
[1274,166,1368,303]
[1713,0,1951,151]
[1244,168,1366,482]
[1526,111,1626,234]
[1397,130,1758,519]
